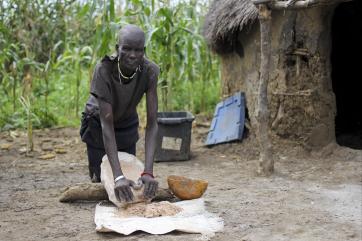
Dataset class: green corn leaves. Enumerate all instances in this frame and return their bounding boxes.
[0,0,220,130]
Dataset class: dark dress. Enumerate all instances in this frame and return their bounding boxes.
[80,54,159,181]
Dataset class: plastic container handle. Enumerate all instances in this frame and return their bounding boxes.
[157,117,195,125]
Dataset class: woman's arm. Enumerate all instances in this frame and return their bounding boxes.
[141,71,159,198]
[98,99,135,202]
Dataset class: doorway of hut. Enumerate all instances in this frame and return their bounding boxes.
[331,0,362,150]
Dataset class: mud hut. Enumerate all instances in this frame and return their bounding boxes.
[203,0,362,151]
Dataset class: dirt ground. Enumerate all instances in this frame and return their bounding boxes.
[0,123,361,241]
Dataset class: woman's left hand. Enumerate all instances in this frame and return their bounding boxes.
[139,175,158,199]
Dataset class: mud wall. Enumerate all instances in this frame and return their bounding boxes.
[220,6,337,149]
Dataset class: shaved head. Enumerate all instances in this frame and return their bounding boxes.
[118,24,145,47]
[116,24,146,74]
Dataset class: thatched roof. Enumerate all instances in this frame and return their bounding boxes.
[203,0,259,55]
[203,0,348,54]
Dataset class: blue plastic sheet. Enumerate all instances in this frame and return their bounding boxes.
[205,92,245,146]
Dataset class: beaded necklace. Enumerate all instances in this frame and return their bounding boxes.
[117,57,140,84]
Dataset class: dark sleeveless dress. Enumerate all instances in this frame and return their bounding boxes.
[79,54,159,181]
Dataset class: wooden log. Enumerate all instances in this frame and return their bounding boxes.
[256,4,274,176]
[269,0,352,10]
[59,183,174,202]
[59,183,107,202]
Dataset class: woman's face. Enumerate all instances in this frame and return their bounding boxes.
[117,34,145,72]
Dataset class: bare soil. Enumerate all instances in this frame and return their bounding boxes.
[0,124,361,241]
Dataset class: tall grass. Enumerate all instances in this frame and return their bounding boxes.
[0,0,220,131]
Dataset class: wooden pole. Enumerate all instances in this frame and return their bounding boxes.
[256,4,274,176]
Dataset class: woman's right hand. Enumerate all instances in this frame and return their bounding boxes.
[114,177,135,202]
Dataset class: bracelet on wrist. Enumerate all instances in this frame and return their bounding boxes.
[141,172,154,178]
[114,175,125,182]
